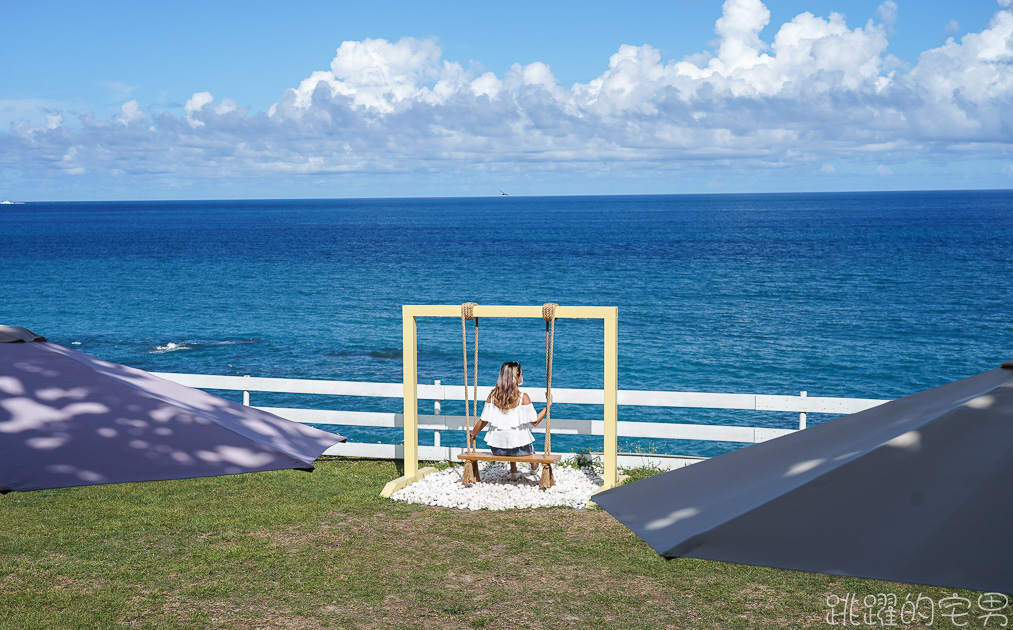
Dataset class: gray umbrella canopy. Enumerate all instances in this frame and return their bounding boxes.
[0,327,345,493]
[593,363,1013,593]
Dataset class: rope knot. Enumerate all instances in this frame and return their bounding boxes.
[542,303,558,322]
[462,302,478,320]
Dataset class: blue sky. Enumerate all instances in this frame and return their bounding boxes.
[3,0,1012,200]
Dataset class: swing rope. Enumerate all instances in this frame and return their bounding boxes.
[542,303,558,457]
[461,302,558,458]
[461,302,478,452]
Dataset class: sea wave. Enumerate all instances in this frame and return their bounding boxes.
[150,338,260,354]
[151,342,191,353]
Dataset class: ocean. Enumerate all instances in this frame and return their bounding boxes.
[2,191,1012,457]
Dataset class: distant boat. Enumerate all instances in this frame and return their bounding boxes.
[499,190,509,196]
[0,200,14,205]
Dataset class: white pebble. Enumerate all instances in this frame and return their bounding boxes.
[391,462,603,510]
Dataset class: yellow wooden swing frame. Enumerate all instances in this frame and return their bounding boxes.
[388,304,619,495]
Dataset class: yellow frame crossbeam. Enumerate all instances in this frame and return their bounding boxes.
[401,304,620,488]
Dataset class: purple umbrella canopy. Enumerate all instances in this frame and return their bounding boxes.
[0,326,345,493]
[593,362,1013,593]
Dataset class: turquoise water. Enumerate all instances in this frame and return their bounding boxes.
[2,192,1012,456]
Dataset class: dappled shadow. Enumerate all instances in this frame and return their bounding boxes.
[0,342,344,493]
[595,365,1013,593]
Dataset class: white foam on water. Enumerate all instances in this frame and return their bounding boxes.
[151,342,190,353]
[391,463,604,511]
[150,338,258,354]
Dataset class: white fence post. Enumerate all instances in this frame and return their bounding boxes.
[799,390,807,429]
[433,379,442,448]
[243,375,251,406]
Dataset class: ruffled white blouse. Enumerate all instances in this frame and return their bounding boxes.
[479,394,537,448]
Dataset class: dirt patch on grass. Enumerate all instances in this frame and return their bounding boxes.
[738,583,780,612]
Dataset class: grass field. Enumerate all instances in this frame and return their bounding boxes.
[0,458,984,629]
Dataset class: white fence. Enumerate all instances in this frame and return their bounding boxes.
[153,372,889,471]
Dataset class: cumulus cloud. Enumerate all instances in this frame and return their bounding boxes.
[118,100,144,126]
[906,9,1013,138]
[184,91,214,127]
[4,0,1013,191]
[276,37,445,114]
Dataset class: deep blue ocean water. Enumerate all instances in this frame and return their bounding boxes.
[2,192,1012,457]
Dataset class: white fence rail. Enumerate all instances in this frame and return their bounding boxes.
[153,372,889,469]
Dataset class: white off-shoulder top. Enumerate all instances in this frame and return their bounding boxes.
[479,394,537,449]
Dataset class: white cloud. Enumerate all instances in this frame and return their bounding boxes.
[59,146,86,175]
[45,112,63,130]
[714,0,771,69]
[4,2,1013,192]
[278,37,445,115]
[184,91,214,127]
[214,99,238,115]
[470,72,503,99]
[905,9,1013,136]
[118,100,144,126]
[184,92,214,113]
[573,0,893,110]
[877,1,898,26]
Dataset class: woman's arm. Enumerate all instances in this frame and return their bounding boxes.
[524,393,552,426]
[470,395,494,443]
[469,419,488,443]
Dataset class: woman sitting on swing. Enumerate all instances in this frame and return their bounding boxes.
[468,361,552,480]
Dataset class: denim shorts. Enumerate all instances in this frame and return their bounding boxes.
[490,443,534,457]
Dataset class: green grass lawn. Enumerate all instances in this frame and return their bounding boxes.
[0,458,984,629]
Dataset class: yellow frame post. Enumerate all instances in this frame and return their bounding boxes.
[402,306,419,478]
[394,304,620,492]
[604,307,618,489]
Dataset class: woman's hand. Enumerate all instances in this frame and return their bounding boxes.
[469,420,487,445]
[545,391,553,407]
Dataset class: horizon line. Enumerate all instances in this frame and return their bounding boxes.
[6,187,1013,205]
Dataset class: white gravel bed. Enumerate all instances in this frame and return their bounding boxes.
[391,462,604,510]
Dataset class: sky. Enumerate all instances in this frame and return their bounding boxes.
[2,0,1012,200]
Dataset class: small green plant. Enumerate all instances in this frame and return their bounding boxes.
[621,439,660,455]
[619,462,666,484]
[560,448,604,473]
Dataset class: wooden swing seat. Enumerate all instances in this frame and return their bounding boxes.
[457,452,561,465]
[457,452,562,488]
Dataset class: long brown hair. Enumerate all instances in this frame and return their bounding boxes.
[490,361,522,409]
